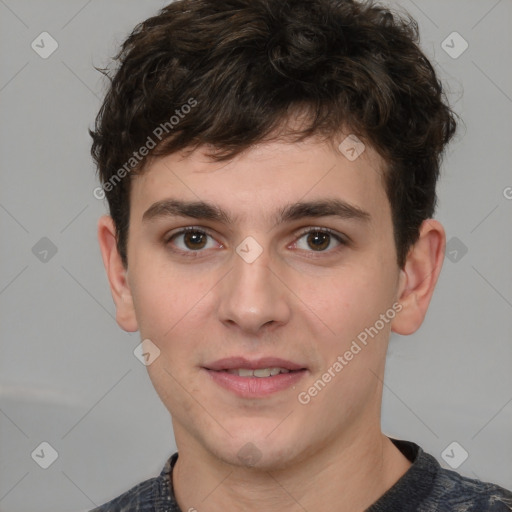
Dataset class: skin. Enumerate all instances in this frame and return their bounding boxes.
[98,133,445,512]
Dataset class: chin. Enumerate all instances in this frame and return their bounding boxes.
[206,429,307,471]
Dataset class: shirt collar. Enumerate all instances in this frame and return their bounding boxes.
[158,438,438,512]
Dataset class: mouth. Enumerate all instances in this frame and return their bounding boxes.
[222,367,297,377]
[202,357,308,398]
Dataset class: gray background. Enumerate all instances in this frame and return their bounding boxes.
[0,0,511,510]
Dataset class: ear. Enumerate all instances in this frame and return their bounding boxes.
[391,219,445,335]
[97,215,138,332]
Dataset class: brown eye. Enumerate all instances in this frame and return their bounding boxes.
[294,228,346,253]
[306,231,331,251]
[183,231,208,250]
[167,228,218,253]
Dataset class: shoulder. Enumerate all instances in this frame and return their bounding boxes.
[88,453,178,512]
[428,464,512,511]
[88,476,158,511]
[387,438,512,512]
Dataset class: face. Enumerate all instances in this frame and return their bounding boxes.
[116,136,406,469]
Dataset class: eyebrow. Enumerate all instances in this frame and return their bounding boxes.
[142,198,371,226]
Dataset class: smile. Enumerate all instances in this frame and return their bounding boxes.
[223,367,292,377]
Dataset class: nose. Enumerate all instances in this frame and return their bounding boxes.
[216,246,292,335]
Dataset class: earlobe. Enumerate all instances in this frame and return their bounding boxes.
[97,215,139,332]
[391,219,446,336]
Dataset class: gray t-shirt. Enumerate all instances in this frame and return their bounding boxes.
[90,438,512,511]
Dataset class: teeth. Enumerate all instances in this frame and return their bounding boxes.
[225,367,291,377]
[254,368,272,377]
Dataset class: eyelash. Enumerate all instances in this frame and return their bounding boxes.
[164,226,348,258]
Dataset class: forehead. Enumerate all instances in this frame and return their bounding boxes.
[129,137,389,227]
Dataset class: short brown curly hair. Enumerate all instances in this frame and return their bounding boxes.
[90,0,457,269]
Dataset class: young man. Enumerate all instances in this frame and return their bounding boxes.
[90,0,512,510]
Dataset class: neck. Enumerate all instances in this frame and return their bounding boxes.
[171,426,411,512]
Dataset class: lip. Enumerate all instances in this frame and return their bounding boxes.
[202,357,308,398]
[203,356,306,372]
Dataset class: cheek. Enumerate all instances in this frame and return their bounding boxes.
[132,283,176,340]
[129,254,199,337]
[306,260,397,354]
[129,263,215,374]
[145,361,195,420]
[314,267,384,323]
